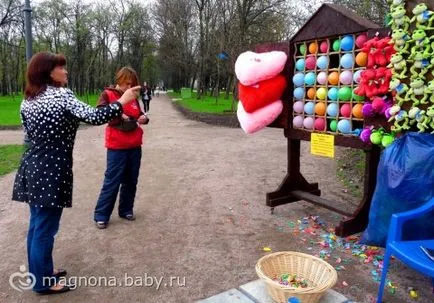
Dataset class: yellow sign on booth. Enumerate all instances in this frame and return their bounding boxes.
[311,133,335,158]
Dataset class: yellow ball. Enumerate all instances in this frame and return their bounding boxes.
[409,290,418,299]
[316,87,327,100]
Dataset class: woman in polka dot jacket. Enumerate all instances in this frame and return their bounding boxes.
[11,52,140,295]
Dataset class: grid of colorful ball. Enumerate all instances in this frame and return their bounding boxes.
[291,33,369,135]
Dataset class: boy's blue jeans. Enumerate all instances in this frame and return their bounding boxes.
[94,147,141,222]
[27,205,63,292]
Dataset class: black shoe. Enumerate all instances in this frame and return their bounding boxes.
[36,284,74,295]
[95,221,108,229]
[53,269,67,278]
[120,214,136,221]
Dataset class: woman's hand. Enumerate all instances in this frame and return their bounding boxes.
[138,114,149,125]
[118,86,141,105]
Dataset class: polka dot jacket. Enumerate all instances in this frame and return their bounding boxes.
[12,86,123,208]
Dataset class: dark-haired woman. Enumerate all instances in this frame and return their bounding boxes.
[11,51,140,295]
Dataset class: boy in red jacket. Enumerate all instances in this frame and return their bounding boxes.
[94,67,149,229]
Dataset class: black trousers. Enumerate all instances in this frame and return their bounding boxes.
[143,99,150,112]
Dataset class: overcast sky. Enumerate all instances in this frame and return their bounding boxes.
[30,0,152,4]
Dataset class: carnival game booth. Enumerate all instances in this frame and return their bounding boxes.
[255,4,386,237]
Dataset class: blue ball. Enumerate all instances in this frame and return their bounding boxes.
[294,87,305,100]
[304,72,316,86]
[340,53,354,69]
[353,70,362,83]
[316,56,329,70]
[304,102,315,115]
[292,73,305,87]
[337,119,352,134]
[295,59,305,71]
[327,87,339,101]
[341,35,354,51]
[327,103,338,117]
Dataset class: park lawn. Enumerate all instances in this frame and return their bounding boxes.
[168,91,236,114]
[0,94,99,126]
[0,94,23,126]
[0,144,25,176]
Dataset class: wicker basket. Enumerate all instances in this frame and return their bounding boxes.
[255,251,338,303]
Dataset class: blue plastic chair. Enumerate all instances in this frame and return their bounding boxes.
[377,197,434,303]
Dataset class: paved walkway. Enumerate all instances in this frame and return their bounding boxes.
[0,94,429,302]
[196,279,349,303]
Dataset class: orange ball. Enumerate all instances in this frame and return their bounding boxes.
[352,103,363,118]
[309,42,318,54]
[328,72,339,85]
[307,87,316,99]
[315,102,326,116]
[355,52,368,67]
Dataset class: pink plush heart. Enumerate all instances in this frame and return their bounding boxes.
[237,99,283,134]
[235,51,287,86]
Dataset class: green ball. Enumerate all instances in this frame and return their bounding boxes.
[370,132,383,145]
[330,120,338,131]
[333,39,340,52]
[338,87,352,101]
[299,44,307,55]
[352,89,365,101]
[382,134,394,148]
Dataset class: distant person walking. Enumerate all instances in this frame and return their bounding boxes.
[140,82,152,113]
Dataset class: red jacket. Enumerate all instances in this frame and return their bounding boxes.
[97,87,143,149]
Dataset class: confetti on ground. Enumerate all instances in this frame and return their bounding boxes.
[263,246,272,252]
[273,215,401,296]
[409,288,418,299]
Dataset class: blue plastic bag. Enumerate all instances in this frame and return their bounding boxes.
[360,132,434,247]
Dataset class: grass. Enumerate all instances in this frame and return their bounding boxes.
[0,144,25,176]
[0,93,99,126]
[168,90,236,114]
[0,94,23,126]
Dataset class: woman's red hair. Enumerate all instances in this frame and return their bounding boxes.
[115,66,139,87]
[24,52,67,99]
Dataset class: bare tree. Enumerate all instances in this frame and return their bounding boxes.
[330,0,388,25]
[0,0,21,27]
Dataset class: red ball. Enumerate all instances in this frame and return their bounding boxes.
[372,97,385,113]
[305,56,316,70]
[320,41,329,53]
[340,103,352,118]
[355,34,368,49]
[314,118,326,131]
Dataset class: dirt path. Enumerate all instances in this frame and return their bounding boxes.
[0,94,430,302]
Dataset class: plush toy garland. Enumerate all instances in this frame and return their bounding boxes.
[355,36,396,147]
[388,1,434,133]
[362,0,434,147]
